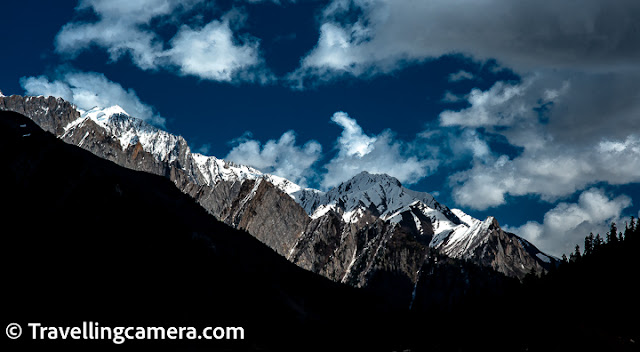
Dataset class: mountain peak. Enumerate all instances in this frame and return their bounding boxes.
[81,105,129,122]
[344,171,403,188]
[295,170,443,223]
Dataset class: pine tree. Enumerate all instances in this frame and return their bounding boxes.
[523,267,538,286]
[570,245,581,262]
[584,233,594,256]
[631,216,640,244]
[607,222,618,244]
[594,234,604,249]
[624,218,634,242]
[548,258,557,275]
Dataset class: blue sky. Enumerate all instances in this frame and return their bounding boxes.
[2,0,640,256]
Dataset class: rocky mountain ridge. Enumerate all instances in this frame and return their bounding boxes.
[1,94,554,304]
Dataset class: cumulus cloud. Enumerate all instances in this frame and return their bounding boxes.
[330,111,376,157]
[20,71,165,126]
[321,112,438,189]
[56,0,195,69]
[440,79,538,129]
[225,131,322,187]
[294,0,640,82]
[447,129,491,161]
[504,188,632,257]
[167,17,267,82]
[56,0,268,82]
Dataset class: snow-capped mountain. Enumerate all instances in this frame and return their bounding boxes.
[1,94,555,294]
[53,102,305,196]
[74,105,306,194]
[73,105,184,162]
[293,171,464,244]
[295,171,449,219]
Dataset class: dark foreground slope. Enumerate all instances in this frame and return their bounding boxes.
[514,234,640,352]
[0,110,400,351]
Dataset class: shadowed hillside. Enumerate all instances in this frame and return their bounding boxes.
[0,110,397,351]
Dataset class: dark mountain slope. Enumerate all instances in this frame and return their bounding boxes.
[513,234,640,352]
[0,111,398,351]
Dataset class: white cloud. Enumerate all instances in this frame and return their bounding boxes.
[321,112,438,189]
[440,80,535,129]
[56,0,194,69]
[77,0,197,24]
[442,91,463,103]
[447,129,491,161]
[56,0,268,83]
[57,21,163,70]
[330,111,376,157]
[505,188,632,257]
[19,76,74,102]
[225,131,322,187]
[448,70,474,82]
[20,71,165,126]
[167,18,267,82]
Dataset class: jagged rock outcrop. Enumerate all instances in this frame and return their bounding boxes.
[1,95,554,305]
[0,95,80,135]
[441,216,547,279]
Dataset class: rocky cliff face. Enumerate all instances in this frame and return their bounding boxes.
[0,95,80,135]
[1,95,554,307]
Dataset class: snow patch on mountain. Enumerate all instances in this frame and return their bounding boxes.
[342,207,366,223]
[192,152,263,185]
[451,209,480,228]
[310,204,336,219]
[536,253,552,263]
[264,174,303,195]
[441,217,496,258]
[80,105,128,122]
